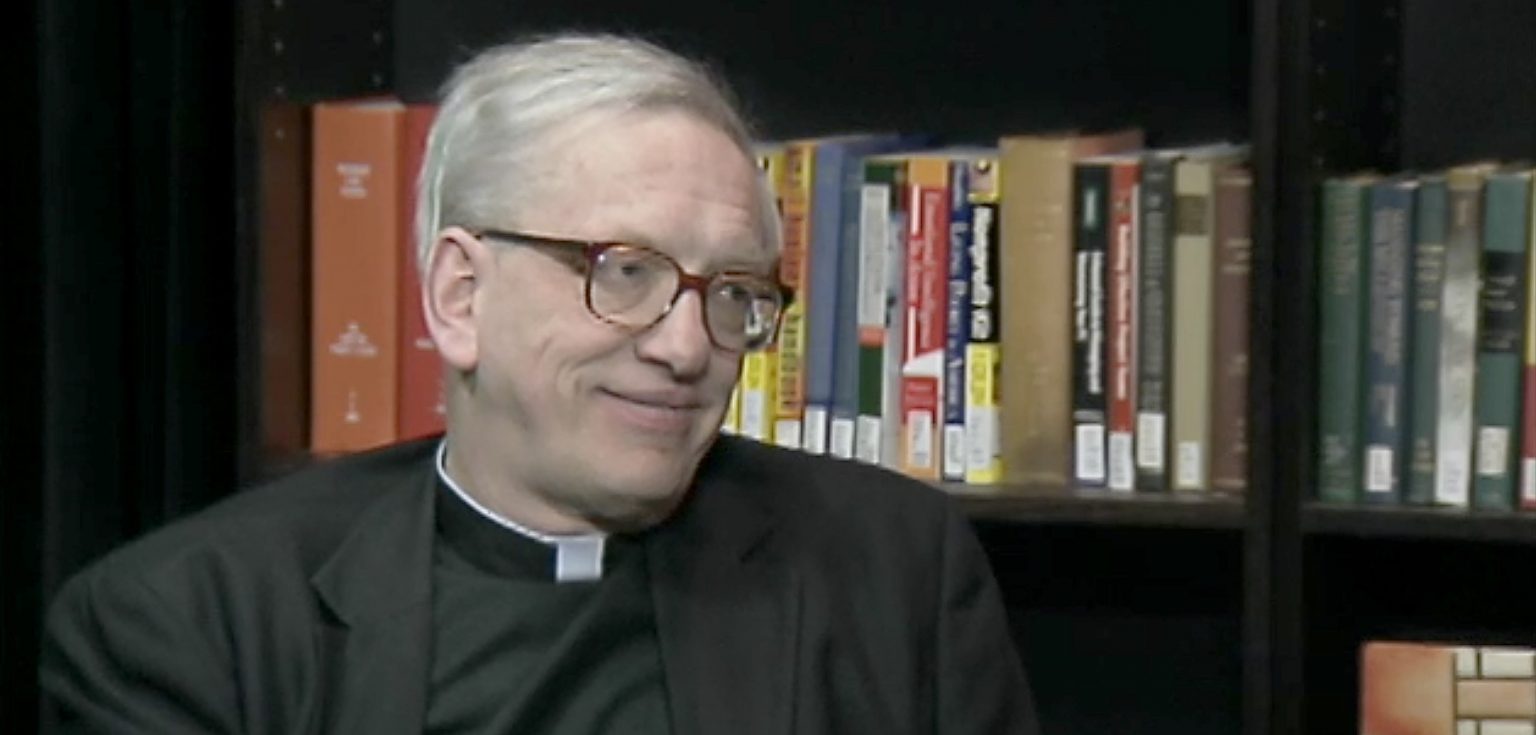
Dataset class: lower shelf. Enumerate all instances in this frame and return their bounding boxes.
[949,483,1245,530]
[1304,502,1536,544]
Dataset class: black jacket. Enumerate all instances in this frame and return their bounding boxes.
[41,435,1038,734]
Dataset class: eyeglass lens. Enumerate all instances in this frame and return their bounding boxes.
[589,246,780,350]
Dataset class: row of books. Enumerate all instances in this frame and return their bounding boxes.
[1317,164,1536,510]
[716,135,1253,494]
[294,98,1254,493]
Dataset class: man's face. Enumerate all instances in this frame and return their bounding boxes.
[460,110,770,530]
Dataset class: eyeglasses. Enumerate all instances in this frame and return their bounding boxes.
[471,228,793,353]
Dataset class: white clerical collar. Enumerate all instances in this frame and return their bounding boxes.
[434,440,608,582]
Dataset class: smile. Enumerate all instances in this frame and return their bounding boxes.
[601,389,703,433]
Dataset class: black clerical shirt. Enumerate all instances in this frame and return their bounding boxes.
[426,462,671,734]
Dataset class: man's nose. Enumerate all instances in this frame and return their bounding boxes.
[634,290,714,379]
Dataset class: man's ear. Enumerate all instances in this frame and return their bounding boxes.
[421,226,489,372]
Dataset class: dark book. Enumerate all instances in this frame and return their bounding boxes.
[1360,176,1418,505]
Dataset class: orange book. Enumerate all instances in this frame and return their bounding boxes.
[310,99,404,454]
[396,104,445,441]
[1362,640,1536,735]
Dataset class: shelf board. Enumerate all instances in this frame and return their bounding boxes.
[1303,502,1536,544]
[947,484,1246,530]
[259,452,1245,531]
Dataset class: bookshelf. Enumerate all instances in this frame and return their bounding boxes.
[1289,0,1536,732]
[222,1,1536,735]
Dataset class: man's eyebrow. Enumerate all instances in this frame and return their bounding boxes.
[602,230,773,273]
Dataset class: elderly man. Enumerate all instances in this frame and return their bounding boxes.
[41,33,1038,734]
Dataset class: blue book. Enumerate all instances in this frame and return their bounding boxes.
[1361,177,1418,505]
[941,158,974,480]
[805,134,906,457]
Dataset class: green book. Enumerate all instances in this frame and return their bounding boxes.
[1472,170,1532,510]
[856,155,908,467]
[1406,175,1449,505]
[1317,175,1377,504]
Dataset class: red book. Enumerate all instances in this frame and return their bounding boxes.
[396,104,446,441]
[1105,156,1142,492]
[900,156,951,480]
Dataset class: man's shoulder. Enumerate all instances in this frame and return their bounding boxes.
[707,436,958,538]
[64,437,439,600]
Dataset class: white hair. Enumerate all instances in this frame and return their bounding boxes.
[415,32,782,272]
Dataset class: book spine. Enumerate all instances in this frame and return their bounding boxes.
[1360,179,1415,505]
[855,161,898,464]
[1209,165,1253,494]
[1072,162,1110,487]
[900,157,951,480]
[802,142,843,456]
[773,142,814,449]
[257,102,312,461]
[310,101,403,454]
[1407,176,1448,505]
[1105,159,1140,492]
[739,147,786,443]
[1435,166,1491,507]
[1135,153,1176,491]
[396,104,444,442]
[1472,171,1532,510]
[942,159,974,480]
[1316,177,1370,503]
[882,179,911,471]
[1170,158,1220,491]
[1524,171,1536,509]
[965,157,1004,484]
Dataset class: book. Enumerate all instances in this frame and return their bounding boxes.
[1209,164,1253,494]
[1435,163,1500,507]
[1471,169,1532,510]
[943,157,975,481]
[1361,640,1536,735]
[310,98,404,454]
[1135,149,1181,491]
[738,144,786,444]
[773,142,815,449]
[964,156,1004,484]
[857,155,909,466]
[1317,173,1379,503]
[1071,158,1113,487]
[396,103,444,442]
[1407,175,1450,505]
[1360,176,1418,504]
[899,155,953,480]
[257,102,312,463]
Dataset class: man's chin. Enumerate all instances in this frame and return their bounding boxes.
[579,481,691,532]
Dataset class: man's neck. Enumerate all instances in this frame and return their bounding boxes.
[438,438,606,538]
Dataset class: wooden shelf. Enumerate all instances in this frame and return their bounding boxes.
[1303,502,1536,544]
[947,484,1246,530]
